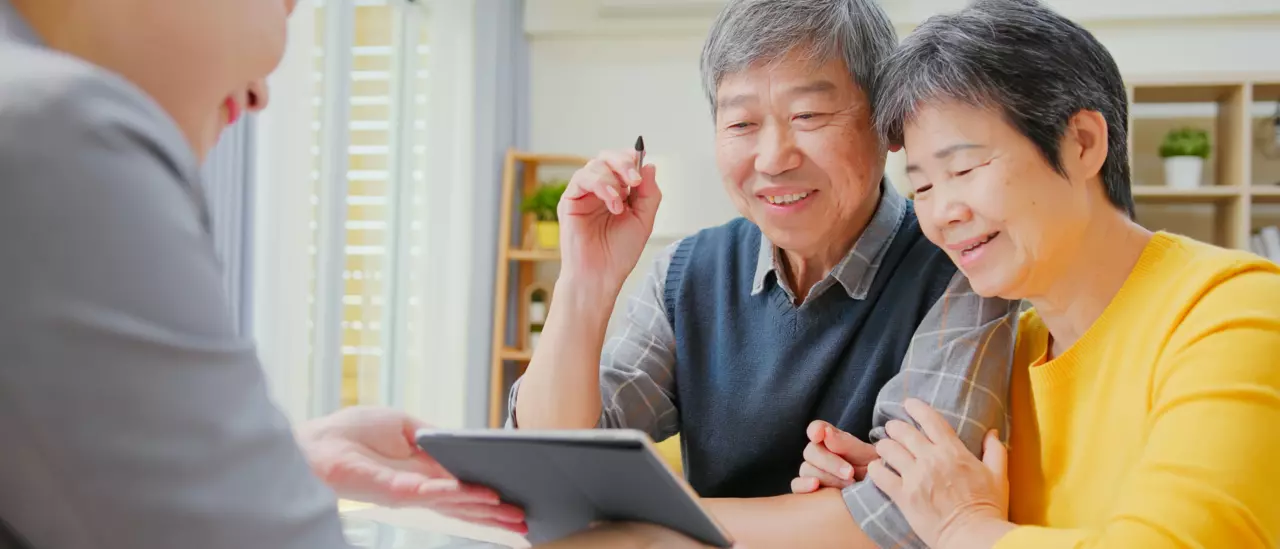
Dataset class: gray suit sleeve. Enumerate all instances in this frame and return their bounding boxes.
[0,71,350,549]
[508,240,682,442]
[842,272,1020,549]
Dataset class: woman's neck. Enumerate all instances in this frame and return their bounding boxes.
[1027,209,1152,359]
[13,0,213,161]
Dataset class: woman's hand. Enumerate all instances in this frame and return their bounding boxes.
[790,420,879,494]
[868,399,1015,549]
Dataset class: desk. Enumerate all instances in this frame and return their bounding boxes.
[341,503,531,549]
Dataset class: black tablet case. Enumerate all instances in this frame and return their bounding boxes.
[415,432,732,547]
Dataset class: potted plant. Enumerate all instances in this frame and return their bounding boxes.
[521,179,568,249]
[1159,127,1210,189]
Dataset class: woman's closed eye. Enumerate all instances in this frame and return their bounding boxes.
[952,160,992,178]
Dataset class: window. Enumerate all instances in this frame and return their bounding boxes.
[255,0,476,426]
[307,0,432,413]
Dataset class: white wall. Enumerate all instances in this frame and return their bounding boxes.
[525,0,1280,331]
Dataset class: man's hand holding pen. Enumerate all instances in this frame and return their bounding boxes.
[556,137,661,297]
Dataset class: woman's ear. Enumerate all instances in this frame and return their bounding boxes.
[1064,110,1109,181]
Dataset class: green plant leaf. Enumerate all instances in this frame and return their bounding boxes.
[1158,127,1211,159]
[520,179,569,222]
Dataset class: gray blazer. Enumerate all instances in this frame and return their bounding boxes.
[0,3,352,548]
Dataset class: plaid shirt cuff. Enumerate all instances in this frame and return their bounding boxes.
[842,481,929,549]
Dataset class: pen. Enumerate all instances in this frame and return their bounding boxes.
[631,135,644,200]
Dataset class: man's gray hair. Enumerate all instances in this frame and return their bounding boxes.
[699,0,898,116]
[873,0,1135,217]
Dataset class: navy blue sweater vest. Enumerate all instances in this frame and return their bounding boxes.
[663,210,956,498]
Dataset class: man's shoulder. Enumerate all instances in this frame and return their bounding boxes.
[0,43,190,173]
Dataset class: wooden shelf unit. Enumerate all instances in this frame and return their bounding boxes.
[488,149,588,427]
[1126,74,1280,250]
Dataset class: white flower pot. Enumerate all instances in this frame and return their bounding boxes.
[529,302,547,324]
[1164,156,1204,189]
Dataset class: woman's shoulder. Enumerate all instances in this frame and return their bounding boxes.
[1147,232,1280,307]
[1013,308,1050,367]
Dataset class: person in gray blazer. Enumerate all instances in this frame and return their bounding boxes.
[0,0,525,547]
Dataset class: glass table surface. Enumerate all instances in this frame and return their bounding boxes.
[340,505,527,549]
[343,516,511,549]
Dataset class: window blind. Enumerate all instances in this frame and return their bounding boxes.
[309,0,431,410]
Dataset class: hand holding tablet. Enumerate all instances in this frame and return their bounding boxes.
[415,428,734,547]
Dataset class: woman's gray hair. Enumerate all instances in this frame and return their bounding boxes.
[699,0,898,117]
[873,0,1135,218]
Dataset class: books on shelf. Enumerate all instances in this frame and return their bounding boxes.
[1255,226,1280,264]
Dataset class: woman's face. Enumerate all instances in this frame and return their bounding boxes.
[902,100,1093,300]
[88,0,295,153]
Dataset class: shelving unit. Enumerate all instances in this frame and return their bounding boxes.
[1126,74,1280,251]
[488,149,588,427]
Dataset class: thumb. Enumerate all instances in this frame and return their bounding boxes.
[824,427,878,466]
[631,163,662,225]
[982,429,1007,478]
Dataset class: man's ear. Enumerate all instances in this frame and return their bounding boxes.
[1065,110,1109,181]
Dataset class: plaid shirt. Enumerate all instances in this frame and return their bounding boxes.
[508,182,1020,548]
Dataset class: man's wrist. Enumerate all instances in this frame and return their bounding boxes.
[552,276,621,319]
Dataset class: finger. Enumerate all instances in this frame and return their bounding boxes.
[874,439,917,477]
[564,160,626,215]
[629,163,662,225]
[806,420,832,443]
[790,476,821,494]
[982,429,1008,479]
[435,501,527,523]
[598,149,642,188]
[885,419,934,458]
[803,440,855,480]
[799,462,852,489]
[822,426,879,468]
[597,151,641,214]
[903,398,961,448]
[436,507,529,535]
[867,459,903,502]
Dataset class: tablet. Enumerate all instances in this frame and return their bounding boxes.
[414,428,734,547]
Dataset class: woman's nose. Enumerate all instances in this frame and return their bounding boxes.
[247,80,270,113]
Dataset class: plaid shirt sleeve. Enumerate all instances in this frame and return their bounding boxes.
[506,241,683,442]
[842,271,1021,549]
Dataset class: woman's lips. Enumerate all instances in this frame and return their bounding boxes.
[224,97,242,126]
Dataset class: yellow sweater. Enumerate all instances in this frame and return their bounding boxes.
[996,232,1280,549]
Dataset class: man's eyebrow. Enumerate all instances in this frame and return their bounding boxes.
[716,93,757,111]
[785,80,838,97]
[904,143,984,173]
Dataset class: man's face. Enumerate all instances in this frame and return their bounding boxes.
[713,49,886,255]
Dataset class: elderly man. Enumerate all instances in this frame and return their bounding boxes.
[510,0,1020,547]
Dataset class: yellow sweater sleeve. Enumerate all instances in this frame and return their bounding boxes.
[996,268,1280,549]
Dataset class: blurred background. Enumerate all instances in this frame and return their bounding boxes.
[214,0,1280,432]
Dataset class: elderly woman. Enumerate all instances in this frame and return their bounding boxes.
[0,0,524,547]
[792,0,1280,548]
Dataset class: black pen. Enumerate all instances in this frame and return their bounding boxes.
[630,135,645,200]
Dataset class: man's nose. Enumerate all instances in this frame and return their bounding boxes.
[753,124,802,177]
[247,80,270,113]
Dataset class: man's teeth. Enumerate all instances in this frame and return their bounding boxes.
[964,233,997,252]
[766,192,810,205]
